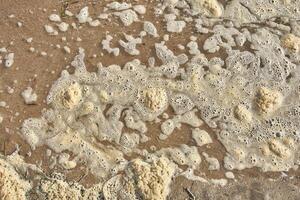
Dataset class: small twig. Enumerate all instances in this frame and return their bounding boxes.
[60,0,79,18]
[78,168,88,183]
[239,2,260,20]
[184,187,195,200]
